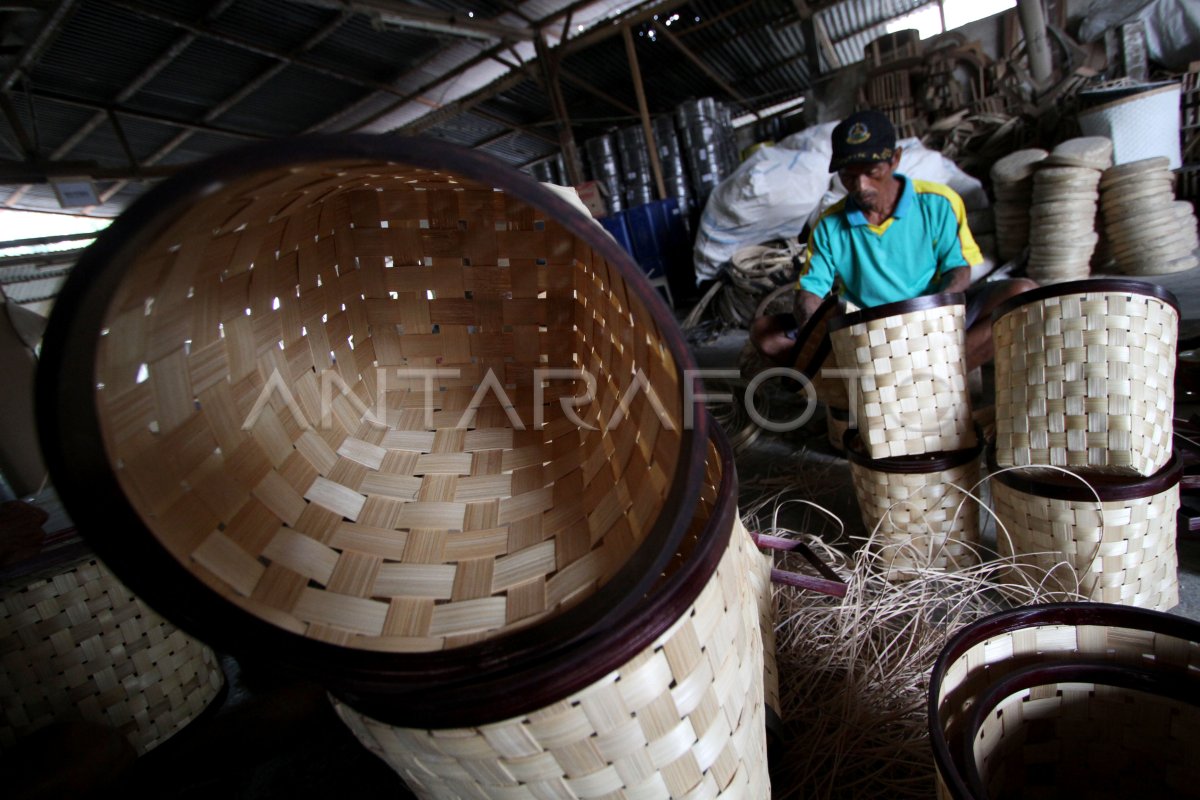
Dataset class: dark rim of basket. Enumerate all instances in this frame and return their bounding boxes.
[991,278,1180,323]
[961,659,1200,800]
[35,133,710,727]
[791,294,838,378]
[987,447,1182,501]
[827,291,965,332]
[927,602,1200,800]
[843,426,982,473]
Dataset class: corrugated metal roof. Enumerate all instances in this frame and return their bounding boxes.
[816,0,929,68]
[0,0,938,217]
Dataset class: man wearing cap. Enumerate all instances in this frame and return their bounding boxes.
[751,109,1035,372]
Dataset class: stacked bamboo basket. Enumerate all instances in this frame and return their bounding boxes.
[991,279,1181,609]
[930,603,1200,800]
[830,294,981,580]
[0,539,225,755]
[36,135,775,798]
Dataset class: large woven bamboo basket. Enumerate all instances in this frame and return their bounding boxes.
[0,543,224,756]
[930,603,1200,800]
[36,135,709,725]
[846,430,982,581]
[991,452,1180,610]
[791,294,849,409]
[334,427,773,799]
[992,279,1179,476]
[829,293,976,459]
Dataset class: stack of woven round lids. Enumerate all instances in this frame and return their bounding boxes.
[1026,137,1112,284]
[1100,156,1199,275]
[990,148,1047,263]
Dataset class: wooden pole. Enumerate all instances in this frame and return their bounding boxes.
[622,25,667,201]
[534,34,585,185]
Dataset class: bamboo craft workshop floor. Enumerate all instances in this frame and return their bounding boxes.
[14,270,1200,798]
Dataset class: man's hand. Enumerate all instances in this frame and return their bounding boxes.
[939,267,970,294]
[792,289,825,330]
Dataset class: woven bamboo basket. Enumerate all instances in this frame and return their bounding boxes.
[0,544,224,756]
[334,428,773,799]
[992,278,1179,476]
[930,603,1200,800]
[36,135,709,725]
[991,452,1180,610]
[846,430,982,581]
[829,293,976,459]
[791,294,849,409]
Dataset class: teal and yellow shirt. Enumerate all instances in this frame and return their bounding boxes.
[798,174,983,308]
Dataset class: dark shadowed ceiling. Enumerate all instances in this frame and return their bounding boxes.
[0,0,919,216]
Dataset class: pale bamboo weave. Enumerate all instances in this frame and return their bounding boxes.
[92,160,689,653]
[992,477,1179,610]
[831,302,975,458]
[933,610,1200,800]
[849,454,981,581]
[334,519,770,800]
[993,288,1177,476]
[0,559,224,755]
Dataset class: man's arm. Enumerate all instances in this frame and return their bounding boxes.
[939,266,970,294]
[792,289,825,330]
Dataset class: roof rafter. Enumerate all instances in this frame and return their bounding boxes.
[288,0,535,41]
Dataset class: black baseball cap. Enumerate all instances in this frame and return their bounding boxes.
[828,109,897,173]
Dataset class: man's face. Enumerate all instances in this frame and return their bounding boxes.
[838,151,901,213]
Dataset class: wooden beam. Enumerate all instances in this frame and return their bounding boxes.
[0,0,78,91]
[0,93,37,157]
[106,110,139,169]
[678,0,757,36]
[812,13,842,70]
[560,68,637,116]
[0,157,179,183]
[289,0,534,41]
[534,34,584,185]
[650,20,759,118]
[622,25,666,202]
[14,88,268,141]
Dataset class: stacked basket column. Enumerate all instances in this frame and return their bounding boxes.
[991,280,1180,609]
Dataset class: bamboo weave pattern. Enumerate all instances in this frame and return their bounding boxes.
[992,478,1179,610]
[849,455,981,581]
[831,303,975,458]
[92,160,688,653]
[335,519,770,799]
[993,288,1177,476]
[0,559,223,755]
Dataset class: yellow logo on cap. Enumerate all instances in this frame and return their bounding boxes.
[847,122,870,145]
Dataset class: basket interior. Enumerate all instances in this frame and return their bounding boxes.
[934,617,1200,798]
[972,682,1200,800]
[90,157,688,653]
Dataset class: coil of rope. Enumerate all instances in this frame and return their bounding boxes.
[683,241,803,340]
